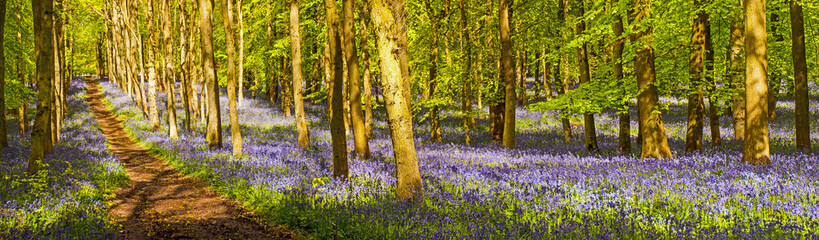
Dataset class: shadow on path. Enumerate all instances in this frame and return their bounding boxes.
[84,80,296,240]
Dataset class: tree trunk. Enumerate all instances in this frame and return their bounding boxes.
[686,0,706,152]
[360,1,373,139]
[344,0,369,157]
[52,0,63,143]
[557,0,571,142]
[500,0,516,148]
[613,13,629,155]
[425,1,441,143]
[372,0,423,201]
[634,0,672,159]
[163,0,179,139]
[518,51,527,106]
[728,0,745,140]
[0,0,6,147]
[790,0,810,152]
[541,48,552,101]
[29,0,55,175]
[325,0,348,178]
[742,0,770,165]
[576,0,597,152]
[179,0,191,131]
[459,0,473,144]
[290,0,309,149]
[222,0,242,155]
[237,0,244,106]
[146,0,160,131]
[201,0,222,149]
[704,17,720,147]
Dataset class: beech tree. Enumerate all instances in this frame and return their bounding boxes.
[790,0,811,152]
[201,0,222,150]
[742,0,769,165]
[222,0,242,155]
[290,0,309,149]
[343,0,369,157]
[500,0,515,149]
[371,0,423,200]
[29,0,55,174]
[325,0,348,178]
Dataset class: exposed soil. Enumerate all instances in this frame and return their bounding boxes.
[84,80,297,240]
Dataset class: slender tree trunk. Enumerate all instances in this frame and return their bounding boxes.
[51,0,63,143]
[360,1,373,139]
[29,0,55,175]
[237,0,244,106]
[742,0,769,165]
[728,1,745,140]
[767,12,782,121]
[290,0,309,149]
[163,0,179,139]
[634,0,672,159]
[459,0,473,144]
[518,51,527,106]
[790,0,811,152]
[146,0,160,131]
[557,0,571,142]
[267,2,277,105]
[222,0,242,155]
[576,0,597,152]
[372,0,423,201]
[500,0,516,148]
[541,48,551,100]
[0,0,6,147]
[201,0,222,149]
[325,0,348,178]
[179,0,191,131]
[344,0,369,157]
[686,0,706,152]
[425,2,441,142]
[613,13,629,155]
[704,17,720,146]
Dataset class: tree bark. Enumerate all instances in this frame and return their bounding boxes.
[325,0,348,178]
[686,0,706,152]
[163,0,179,139]
[146,0,160,131]
[634,0,672,159]
[742,0,769,165]
[29,0,55,174]
[201,0,222,149]
[424,0,441,143]
[237,0,244,106]
[704,17,720,147]
[267,1,277,105]
[0,0,6,147]
[344,0,369,157]
[372,0,423,201]
[557,0,571,142]
[613,12,629,155]
[576,0,597,152]
[360,0,373,139]
[222,0,242,155]
[459,0,473,144]
[500,0,516,148]
[728,0,745,140]
[790,0,810,152]
[290,0,309,149]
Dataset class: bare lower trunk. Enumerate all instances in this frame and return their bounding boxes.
[290,0,309,149]
[686,1,706,152]
[790,0,811,152]
[325,0,348,178]
[163,0,178,139]
[728,2,745,140]
[742,0,770,165]
[222,0,242,155]
[634,0,672,159]
[360,2,373,139]
[201,0,222,149]
[29,0,55,174]
[344,0,369,157]
[500,0,516,148]
[372,0,423,201]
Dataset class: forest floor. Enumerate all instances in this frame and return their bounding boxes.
[84,80,297,240]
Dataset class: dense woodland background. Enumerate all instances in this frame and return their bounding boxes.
[1,0,819,238]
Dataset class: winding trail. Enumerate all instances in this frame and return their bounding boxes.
[85,80,296,239]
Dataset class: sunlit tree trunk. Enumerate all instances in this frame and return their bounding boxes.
[424,0,441,143]
[360,1,373,139]
[163,0,179,139]
[557,0,572,142]
[459,0,473,144]
[201,0,222,149]
[290,0,309,149]
[222,0,242,155]
[541,48,552,101]
[790,0,810,152]
[742,0,769,165]
[29,0,55,175]
[179,1,191,131]
[326,0,348,178]
[634,0,672,159]
[500,0,516,148]
[237,0,244,106]
[686,0,706,152]
[728,0,744,140]
[576,0,597,152]
[266,2,277,105]
[146,0,160,131]
[344,0,369,157]
[372,0,423,201]
[51,0,63,144]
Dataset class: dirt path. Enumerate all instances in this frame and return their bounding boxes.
[84,80,296,240]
